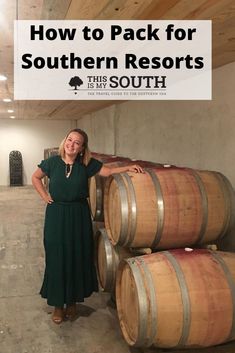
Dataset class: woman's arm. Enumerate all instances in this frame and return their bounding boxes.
[99,164,144,177]
[32,168,54,204]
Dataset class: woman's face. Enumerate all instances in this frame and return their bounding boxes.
[64,132,84,157]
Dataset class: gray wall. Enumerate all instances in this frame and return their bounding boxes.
[78,62,235,188]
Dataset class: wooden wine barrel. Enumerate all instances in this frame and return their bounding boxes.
[96,228,151,292]
[91,152,129,163]
[89,159,163,222]
[44,147,59,160]
[96,228,133,292]
[104,168,235,249]
[116,249,235,348]
[91,152,116,161]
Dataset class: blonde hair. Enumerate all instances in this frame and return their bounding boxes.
[59,128,91,166]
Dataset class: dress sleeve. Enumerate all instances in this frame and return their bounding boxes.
[38,159,51,177]
[86,158,103,178]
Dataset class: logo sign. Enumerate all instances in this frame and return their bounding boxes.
[14,20,211,100]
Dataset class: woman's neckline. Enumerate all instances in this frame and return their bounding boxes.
[61,157,76,165]
[59,156,83,166]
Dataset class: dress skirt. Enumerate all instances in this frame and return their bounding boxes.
[40,199,98,307]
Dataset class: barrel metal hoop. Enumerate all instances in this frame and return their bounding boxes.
[113,174,129,245]
[214,172,234,239]
[122,173,137,246]
[210,252,235,341]
[145,168,164,248]
[126,258,149,347]
[190,170,208,244]
[95,175,104,221]
[163,251,191,347]
[101,229,115,292]
[138,258,157,346]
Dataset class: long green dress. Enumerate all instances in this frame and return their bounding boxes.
[38,155,102,307]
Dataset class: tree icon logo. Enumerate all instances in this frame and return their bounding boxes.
[69,76,83,94]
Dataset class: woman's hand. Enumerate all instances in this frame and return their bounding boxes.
[42,194,54,204]
[99,164,144,177]
[32,168,54,204]
[128,164,144,173]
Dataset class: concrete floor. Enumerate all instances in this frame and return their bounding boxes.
[0,186,235,353]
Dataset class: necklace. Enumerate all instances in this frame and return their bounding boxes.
[65,163,73,178]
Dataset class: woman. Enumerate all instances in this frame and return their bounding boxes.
[32,128,143,324]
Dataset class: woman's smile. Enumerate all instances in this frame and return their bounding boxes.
[64,132,84,156]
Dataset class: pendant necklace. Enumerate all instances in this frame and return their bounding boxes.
[65,163,73,178]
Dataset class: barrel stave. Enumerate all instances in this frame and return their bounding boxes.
[129,173,158,247]
[157,169,203,249]
[196,171,227,243]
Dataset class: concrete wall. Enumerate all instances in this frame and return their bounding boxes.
[0,119,75,186]
[78,61,235,187]
[78,105,116,155]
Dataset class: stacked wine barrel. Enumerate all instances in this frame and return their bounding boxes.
[104,168,235,249]
[90,153,169,294]
[92,153,235,349]
[90,153,158,294]
[116,249,235,349]
[89,153,165,222]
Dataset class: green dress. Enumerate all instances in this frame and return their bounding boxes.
[38,155,103,307]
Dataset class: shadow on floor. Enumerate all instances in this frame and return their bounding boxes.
[76,303,96,317]
[45,303,96,321]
